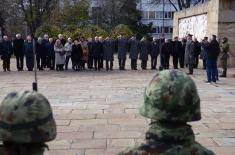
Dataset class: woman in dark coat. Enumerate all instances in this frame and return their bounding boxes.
[139,37,149,70]
[103,37,115,71]
[72,40,83,71]
[129,37,140,70]
[24,35,34,71]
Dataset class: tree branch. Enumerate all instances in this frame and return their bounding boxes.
[168,0,178,11]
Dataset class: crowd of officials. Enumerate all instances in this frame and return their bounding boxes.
[0,33,230,83]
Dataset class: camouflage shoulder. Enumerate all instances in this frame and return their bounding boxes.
[191,142,215,155]
[119,145,149,155]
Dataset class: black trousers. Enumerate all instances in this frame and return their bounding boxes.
[194,55,199,68]
[65,55,71,70]
[203,59,206,69]
[94,58,102,70]
[48,56,55,70]
[100,57,103,69]
[88,56,93,69]
[36,55,46,70]
[16,55,24,70]
[189,63,194,74]
[179,54,185,68]
[163,55,170,69]
[118,58,126,70]
[106,60,113,71]
[141,60,147,70]
[3,58,10,71]
[26,56,34,71]
[131,59,137,70]
[173,55,179,69]
[151,57,157,69]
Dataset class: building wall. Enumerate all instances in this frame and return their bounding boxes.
[137,0,179,38]
[173,0,235,67]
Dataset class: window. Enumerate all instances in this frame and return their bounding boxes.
[142,11,148,19]
[156,11,163,19]
[152,27,157,33]
[149,11,156,19]
[164,27,169,33]
[170,27,173,33]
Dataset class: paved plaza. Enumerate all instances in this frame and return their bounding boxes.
[0,59,235,155]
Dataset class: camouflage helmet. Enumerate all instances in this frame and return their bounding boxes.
[0,91,56,143]
[139,70,201,122]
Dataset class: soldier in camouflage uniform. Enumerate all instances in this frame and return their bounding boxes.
[0,91,57,155]
[220,37,230,77]
[119,70,215,155]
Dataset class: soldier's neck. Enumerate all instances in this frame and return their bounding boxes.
[146,122,195,145]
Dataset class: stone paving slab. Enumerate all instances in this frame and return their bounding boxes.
[0,59,235,155]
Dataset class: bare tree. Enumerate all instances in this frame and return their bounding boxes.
[17,0,57,36]
[150,0,207,11]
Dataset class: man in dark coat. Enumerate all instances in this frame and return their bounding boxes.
[13,34,24,71]
[151,37,159,70]
[200,37,209,70]
[159,35,165,70]
[24,35,34,71]
[36,37,45,70]
[180,38,187,68]
[117,35,128,70]
[1,36,13,72]
[172,36,183,69]
[103,37,115,71]
[48,38,55,70]
[129,36,139,70]
[139,37,149,70]
[42,34,50,69]
[205,35,220,83]
[92,36,103,71]
[161,39,173,69]
[87,38,94,69]
[185,34,194,74]
[193,38,201,68]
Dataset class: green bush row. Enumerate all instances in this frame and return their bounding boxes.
[36,24,133,40]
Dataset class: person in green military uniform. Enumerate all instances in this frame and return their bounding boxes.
[219,37,230,77]
[119,70,215,155]
[0,91,57,155]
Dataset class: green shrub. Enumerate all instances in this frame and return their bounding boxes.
[36,25,61,39]
[111,24,133,39]
[64,25,109,40]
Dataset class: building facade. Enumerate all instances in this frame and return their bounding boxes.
[137,0,178,38]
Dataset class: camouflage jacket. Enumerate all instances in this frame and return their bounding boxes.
[220,42,230,60]
[119,123,215,155]
[0,144,45,155]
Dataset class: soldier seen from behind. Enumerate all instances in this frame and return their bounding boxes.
[0,91,57,155]
[119,70,215,155]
